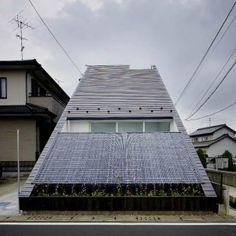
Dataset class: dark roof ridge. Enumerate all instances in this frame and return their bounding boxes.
[197,124,225,131]
[190,124,236,137]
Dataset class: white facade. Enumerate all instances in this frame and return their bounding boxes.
[207,137,236,157]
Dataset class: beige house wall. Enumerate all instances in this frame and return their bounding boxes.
[0,119,36,161]
[29,96,64,122]
[0,70,26,105]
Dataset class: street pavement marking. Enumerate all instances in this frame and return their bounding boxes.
[0,222,236,226]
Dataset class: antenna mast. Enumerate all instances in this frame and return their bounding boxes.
[11,12,33,60]
[208,117,212,127]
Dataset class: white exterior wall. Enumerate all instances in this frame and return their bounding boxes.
[207,138,236,157]
[170,120,178,132]
[0,70,26,105]
[213,128,235,139]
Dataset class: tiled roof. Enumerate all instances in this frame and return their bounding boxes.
[190,124,235,137]
[34,132,202,184]
[193,134,236,148]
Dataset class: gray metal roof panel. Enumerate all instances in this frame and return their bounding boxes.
[34,132,203,184]
[66,66,176,118]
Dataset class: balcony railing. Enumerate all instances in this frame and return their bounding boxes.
[28,92,52,97]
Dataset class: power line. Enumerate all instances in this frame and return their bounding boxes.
[187,48,236,118]
[185,57,236,120]
[186,101,236,121]
[211,14,236,54]
[28,0,83,76]
[174,1,236,106]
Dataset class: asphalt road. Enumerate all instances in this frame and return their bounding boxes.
[1,223,236,236]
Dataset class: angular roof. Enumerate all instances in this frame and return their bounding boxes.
[34,132,202,184]
[67,65,175,119]
[193,134,236,148]
[20,65,216,198]
[0,59,69,104]
[190,124,236,137]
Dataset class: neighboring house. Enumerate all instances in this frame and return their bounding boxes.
[20,65,216,211]
[190,124,236,169]
[190,124,236,157]
[0,59,69,176]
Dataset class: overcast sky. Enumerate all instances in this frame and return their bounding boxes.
[1,0,236,133]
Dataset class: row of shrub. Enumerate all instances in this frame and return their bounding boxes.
[31,183,204,197]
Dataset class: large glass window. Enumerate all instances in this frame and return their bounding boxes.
[64,120,174,133]
[0,77,7,98]
[118,122,143,132]
[145,122,170,132]
[91,122,116,132]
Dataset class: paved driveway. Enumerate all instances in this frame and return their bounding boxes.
[0,178,26,215]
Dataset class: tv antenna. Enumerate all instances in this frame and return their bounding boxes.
[10,12,34,60]
[208,117,212,127]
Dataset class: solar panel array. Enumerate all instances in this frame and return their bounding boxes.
[34,132,203,184]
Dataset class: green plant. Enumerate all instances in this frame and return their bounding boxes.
[41,184,49,196]
[79,184,89,196]
[92,184,106,197]
[159,184,167,196]
[51,184,59,196]
[220,150,234,171]
[71,184,77,196]
[197,148,207,168]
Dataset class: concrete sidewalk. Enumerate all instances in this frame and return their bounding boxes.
[0,212,235,223]
[0,178,26,216]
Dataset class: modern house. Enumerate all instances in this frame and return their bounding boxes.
[190,124,236,169]
[19,65,217,211]
[0,59,69,176]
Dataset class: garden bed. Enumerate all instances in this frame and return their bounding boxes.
[19,183,217,212]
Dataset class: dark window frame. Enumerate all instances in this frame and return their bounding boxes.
[30,78,49,97]
[0,77,7,99]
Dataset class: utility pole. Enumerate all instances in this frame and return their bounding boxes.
[10,12,33,60]
[16,129,20,214]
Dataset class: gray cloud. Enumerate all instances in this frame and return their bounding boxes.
[0,0,236,132]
